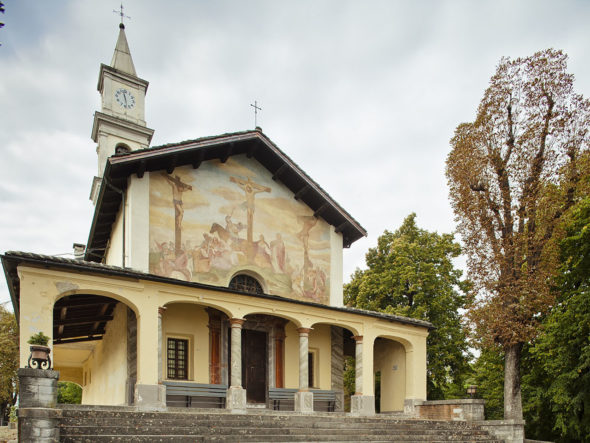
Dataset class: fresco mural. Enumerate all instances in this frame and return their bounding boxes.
[149,155,331,304]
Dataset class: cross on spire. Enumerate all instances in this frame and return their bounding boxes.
[250,100,262,128]
[113,3,131,27]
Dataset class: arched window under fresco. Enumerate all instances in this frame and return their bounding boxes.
[229,274,264,295]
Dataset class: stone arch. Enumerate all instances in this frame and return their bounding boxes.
[51,290,138,406]
[373,335,409,412]
[162,300,233,320]
[54,288,140,317]
[309,321,361,337]
[240,309,303,329]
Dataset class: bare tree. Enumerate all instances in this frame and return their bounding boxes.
[446,49,590,420]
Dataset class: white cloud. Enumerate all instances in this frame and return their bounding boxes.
[1,0,589,305]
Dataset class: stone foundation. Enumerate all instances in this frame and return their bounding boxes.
[134,384,166,411]
[405,398,485,421]
[226,386,247,413]
[350,394,375,416]
[18,368,60,443]
[294,391,314,413]
[476,419,525,443]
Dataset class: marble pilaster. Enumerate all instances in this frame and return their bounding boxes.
[157,306,166,383]
[296,327,314,413]
[227,318,246,412]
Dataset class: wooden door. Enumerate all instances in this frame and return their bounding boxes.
[242,329,267,403]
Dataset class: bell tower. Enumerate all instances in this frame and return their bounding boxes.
[90,23,154,203]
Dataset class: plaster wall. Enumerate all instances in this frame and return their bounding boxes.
[309,324,332,390]
[161,303,209,383]
[56,367,83,387]
[328,229,343,307]
[95,124,150,177]
[374,338,406,411]
[127,175,150,272]
[82,302,128,405]
[105,204,124,268]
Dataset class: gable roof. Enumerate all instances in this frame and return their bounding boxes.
[85,129,367,262]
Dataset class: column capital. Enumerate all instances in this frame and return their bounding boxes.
[297,327,312,336]
[352,335,363,343]
[158,306,167,317]
[229,318,245,327]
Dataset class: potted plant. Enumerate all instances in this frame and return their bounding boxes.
[27,332,52,369]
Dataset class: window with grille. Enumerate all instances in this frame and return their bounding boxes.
[167,338,188,380]
[229,274,263,294]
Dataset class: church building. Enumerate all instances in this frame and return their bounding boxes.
[2,23,431,415]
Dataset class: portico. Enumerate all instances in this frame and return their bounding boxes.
[3,252,430,415]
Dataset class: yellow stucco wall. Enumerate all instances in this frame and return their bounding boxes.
[374,338,406,411]
[161,303,209,383]
[56,366,83,387]
[309,324,331,390]
[81,303,128,405]
[16,264,429,407]
[284,322,299,389]
[105,205,124,268]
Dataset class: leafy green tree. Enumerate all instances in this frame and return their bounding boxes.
[57,381,82,404]
[472,346,504,420]
[344,213,471,399]
[526,195,590,441]
[0,305,18,424]
[446,49,590,420]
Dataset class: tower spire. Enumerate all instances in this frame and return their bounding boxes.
[110,7,136,75]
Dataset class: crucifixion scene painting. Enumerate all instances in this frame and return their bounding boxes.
[149,155,331,304]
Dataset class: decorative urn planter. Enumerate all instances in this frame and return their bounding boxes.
[28,345,52,369]
[27,332,52,369]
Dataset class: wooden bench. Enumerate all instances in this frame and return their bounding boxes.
[268,388,336,412]
[164,381,227,408]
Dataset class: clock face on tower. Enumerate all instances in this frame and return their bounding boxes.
[114,88,136,109]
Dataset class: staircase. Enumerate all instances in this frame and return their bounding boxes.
[59,406,504,442]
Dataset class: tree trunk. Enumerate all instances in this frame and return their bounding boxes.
[504,342,523,420]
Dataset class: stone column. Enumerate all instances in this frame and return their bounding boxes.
[157,306,166,383]
[351,335,375,416]
[226,318,246,412]
[295,327,314,413]
[18,368,61,442]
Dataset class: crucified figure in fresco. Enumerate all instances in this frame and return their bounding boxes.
[163,173,193,255]
[297,215,318,272]
[229,176,271,244]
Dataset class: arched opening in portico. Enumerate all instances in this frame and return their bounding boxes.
[373,336,408,413]
[309,322,358,412]
[52,293,138,406]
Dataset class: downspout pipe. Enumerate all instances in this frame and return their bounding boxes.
[106,180,126,268]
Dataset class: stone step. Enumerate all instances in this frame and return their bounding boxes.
[58,416,488,431]
[60,434,504,443]
[59,424,494,438]
[61,436,504,443]
[59,410,483,429]
[58,407,502,442]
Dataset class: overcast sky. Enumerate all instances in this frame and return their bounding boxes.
[1,1,589,306]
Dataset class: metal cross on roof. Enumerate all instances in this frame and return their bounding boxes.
[113,3,131,26]
[250,100,262,127]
